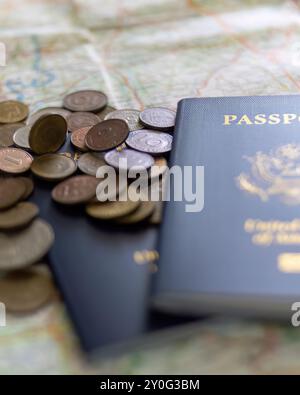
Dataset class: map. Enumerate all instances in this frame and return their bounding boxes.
[1,0,300,374]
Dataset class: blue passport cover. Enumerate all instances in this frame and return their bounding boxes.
[153,95,300,319]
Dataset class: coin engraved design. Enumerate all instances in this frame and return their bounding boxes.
[126,130,172,154]
[52,175,99,205]
[0,148,33,174]
[67,112,100,132]
[85,119,129,151]
[104,148,154,171]
[139,107,176,131]
[31,154,77,181]
[0,100,29,123]
[63,90,108,112]
[105,109,143,131]
[0,219,55,270]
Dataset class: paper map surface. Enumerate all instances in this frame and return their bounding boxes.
[1,0,300,374]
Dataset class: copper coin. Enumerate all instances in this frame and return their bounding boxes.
[70,127,91,152]
[67,112,100,132]
[0,201,39,230]
[0,100,29,123]
[139,107,176,131]
[27,107,71,125]
[126,130,172,154]
[52,175,99,205]
[0,266,55,313]
[0,177,26,209]
[29,114,67,154]
[0,148,33,174]
[63,90,108,113]
[97,105,116,121]
[0,123,24,147]
[31,153,77,181]
[104,148,154,171]
[77,152,106,176]
[85,119,129,152]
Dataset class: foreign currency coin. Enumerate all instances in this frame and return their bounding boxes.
[77,152,106,176]
[70,126,91,152]
[13,125,31,149]
[63,90,108,112]
[126,130,172,154]
[139,107,176,131]
[105,109,143,131]
[104,148,154,171]
[52,175,99,205]
[31,154,77,181]
[0,123,24,147]
[0,266,55,313]
[0,218,55,270]
[0,202,39,230]
[67,111,100,132]
[85,119,129,151]
[0,148,33,174]
[86,199,140,220]
[29,114,67,154]
[27,107,71,125]
[97,105,116,121]
[0,100,29,123]
[117,201,155,224]
[0,177,26,209]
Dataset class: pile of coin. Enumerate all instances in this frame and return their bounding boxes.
[0,91,176,311]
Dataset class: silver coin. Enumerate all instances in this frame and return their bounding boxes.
[13,126,31,149]
[27,107,71,126]
[105,148,154,171]
[0,219,55,270]
[77,152,107,176]
[139,107,176,131]
[105,109,143,132]
[126,130,172,154]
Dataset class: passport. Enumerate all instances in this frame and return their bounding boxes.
[152,95,300,319]
[30,137,195,357]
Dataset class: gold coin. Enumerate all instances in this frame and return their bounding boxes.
[0,265,55,313]
[0,218,55,270]
[117,201,155,224]
[0,147,33,174]
[29,114,67,154]
[0,177,26,210]
[0,123,24,147]
[86,199,140,220]
[0,100,29,123]
[0,202,39,230]
[31,153,77,181]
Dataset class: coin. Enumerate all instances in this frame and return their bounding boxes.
[67,112,100,132]
[52,175,99,205]
[97,105,116,121]
[0,218,54,270]
[117,201,155,224]
[0,202,39,230]
[0,177,26,209]
[63,90,108,112]
[13,125,31,149]
[0,266,55,313]
[85,119,129,151]
[27,107,71,125]
[77,152,106,176]
[139,107,176,131]
[19,177,34,199]
[126,130,172,154]
[31,154,77,181]
[86,199,140,220]
[95,175,128,202]
[29,114,67,154]
[104,148,154,171]
[70,126,91,152]
[0,100,29,123]
[0,123,24,147]
[0,148,33,174]
[105,109,143,131]
[149,157,168,179]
